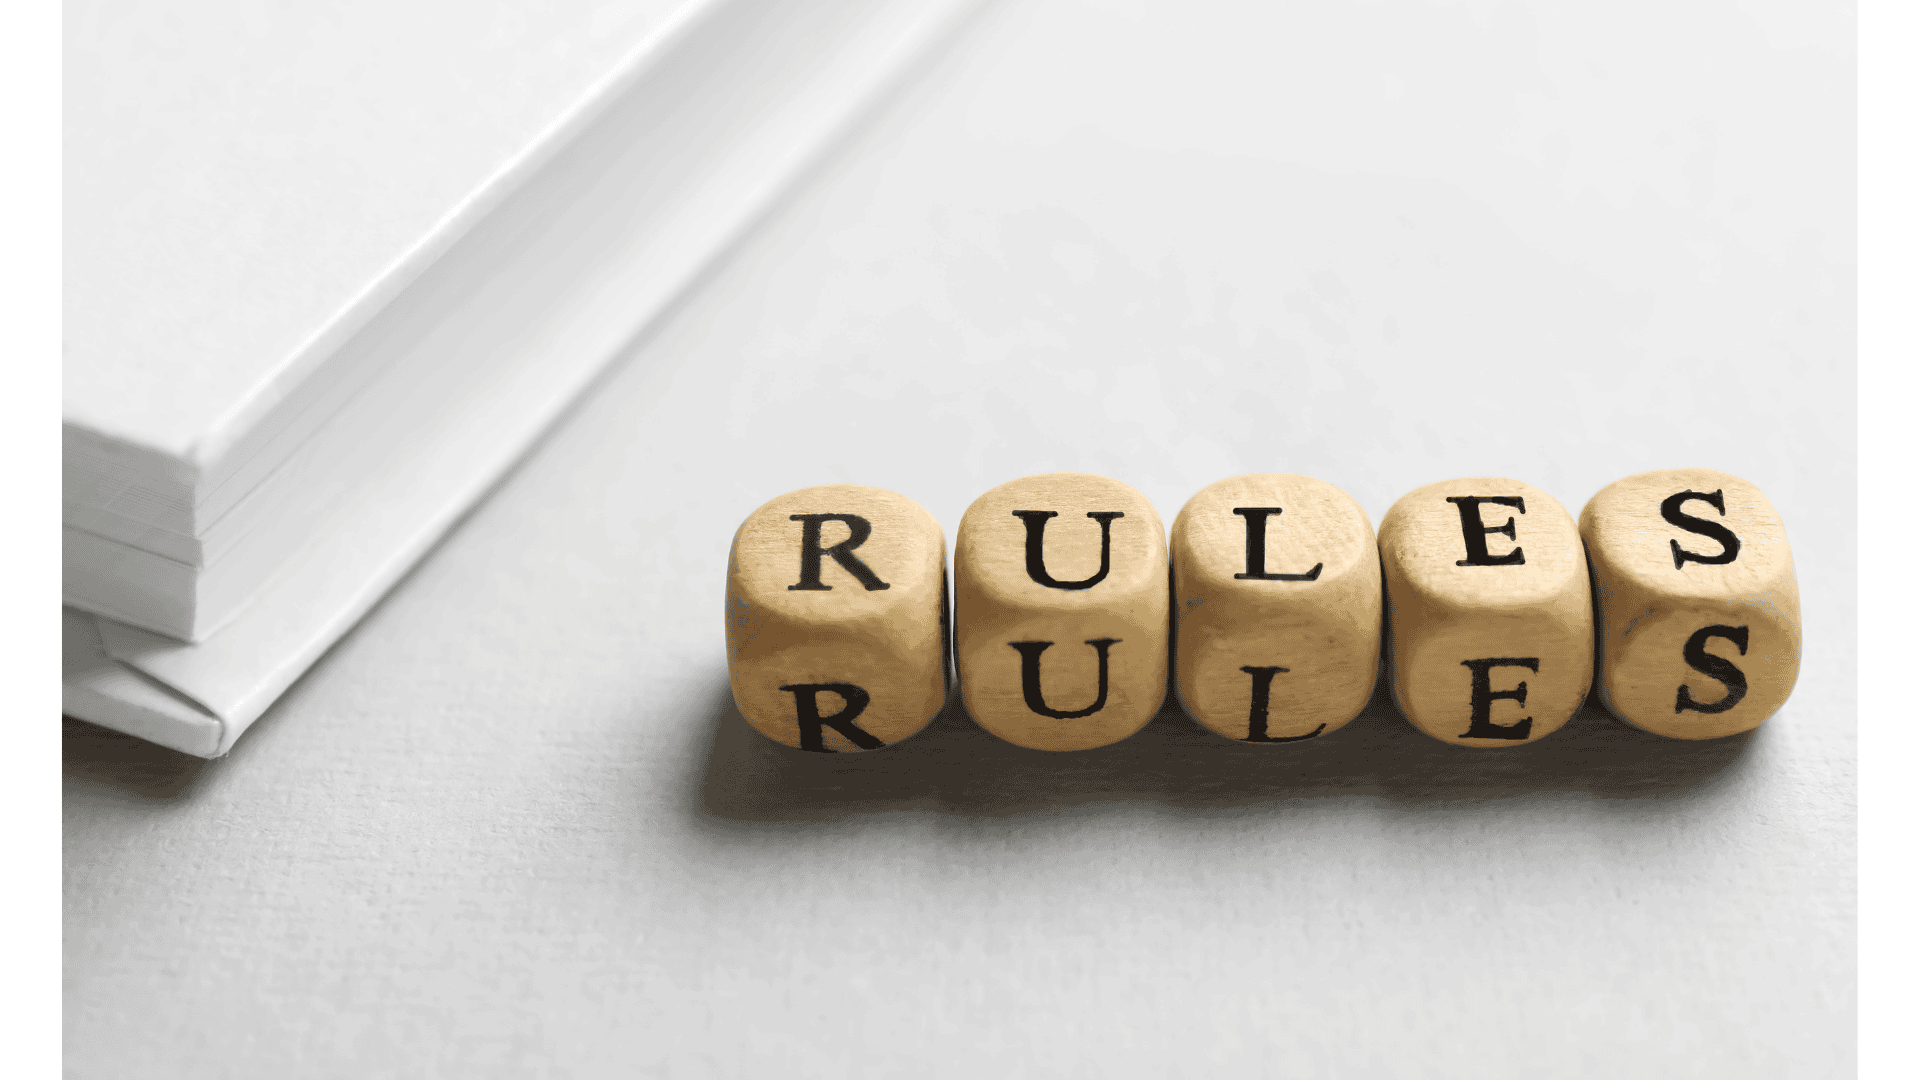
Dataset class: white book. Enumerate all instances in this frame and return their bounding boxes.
[63,0,976,756]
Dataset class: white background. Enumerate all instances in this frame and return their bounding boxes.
[63,1,1854,1075]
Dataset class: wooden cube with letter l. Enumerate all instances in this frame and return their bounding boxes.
[1170,473,1381,744]
[725,485,948,752]
[954,472,1168,751]
[1580,468,1799,739]
[1379,477,1592,747]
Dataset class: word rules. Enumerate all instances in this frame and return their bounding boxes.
[723,470,1800,753]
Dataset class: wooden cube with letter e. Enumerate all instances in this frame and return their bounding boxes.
[1170,473,1381,744]
[725,485,949,752]
[954,473,1168,751]
[1379,477,1592,747]
[1581,468,1800,739]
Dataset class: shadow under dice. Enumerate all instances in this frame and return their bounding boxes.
[725,484,949,752]
[955,472,1168,751]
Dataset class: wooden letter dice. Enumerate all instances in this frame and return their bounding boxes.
[954,473,1168,751]
[1379,477,1592,747]
[1170,473,1381,743]
[725,485,948,752]
[1580,468,1800,739]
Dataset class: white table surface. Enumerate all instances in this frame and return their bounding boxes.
[64,1,1854,1075]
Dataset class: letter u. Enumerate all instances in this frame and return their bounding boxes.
[1008,639,1121,718]
[1012,511,1125,589]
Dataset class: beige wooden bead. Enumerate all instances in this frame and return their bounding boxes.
[1580,468,1800,740]
[725,485,948,752]
[1379,477,1593,747]
[954,473,1168,751]
[1170,473,1380,744]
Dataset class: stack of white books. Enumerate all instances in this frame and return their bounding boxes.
[64,0,974,757]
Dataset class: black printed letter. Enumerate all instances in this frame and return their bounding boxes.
[1232,509,1324,581]
[777,683,885,752]
[1661,490,1741,570]
[1675,625,1749,714]
[1446,496,1527,566]
[788,514,890,591]
[1009,639,1120,718]
[1459,657,1539,740]
[1239,665,1326,742]
[1013,511,1124,590]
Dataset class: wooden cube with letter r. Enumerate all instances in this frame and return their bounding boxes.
[954,472,1168,751]
[1581,468,1800,740]
[725,485,948,752]
[1379,477,1592,747]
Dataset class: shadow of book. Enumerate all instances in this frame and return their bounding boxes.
[698,672,1759,824]
[63,716,210,799]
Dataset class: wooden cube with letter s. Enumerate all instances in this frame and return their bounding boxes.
[725,485,949,752]
[1580,469,1799,739]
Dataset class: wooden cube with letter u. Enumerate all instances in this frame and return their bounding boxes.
[954,473,1168,751]
[725,485,949,752]
[1379,477,1592,747]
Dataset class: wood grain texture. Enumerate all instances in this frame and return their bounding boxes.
[726,485,948,752]
[1581,468,1800,740]
[1379,478,1592,747]
[954,473,1167,751]
[1170,473,1380,744]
